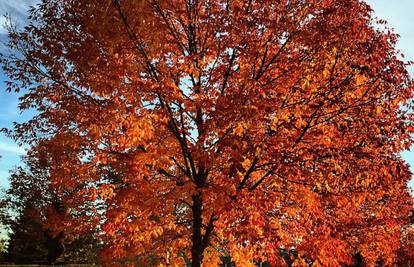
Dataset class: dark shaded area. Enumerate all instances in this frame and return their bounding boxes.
[45,230,65,264]
[3,206,47,264]
[0,157,100,265]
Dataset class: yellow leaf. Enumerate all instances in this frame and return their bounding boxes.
[376,105,382,114]
[355,74,368,86]
[242,158,251,169]
[234,123,245,136]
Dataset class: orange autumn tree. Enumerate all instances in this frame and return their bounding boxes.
[1,0,414,266]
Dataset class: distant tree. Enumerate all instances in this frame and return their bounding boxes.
[396,213,414,267]
[0,232,8,263]
[0,154,100,264]
[3,202,48,264]
[0,238,6,253]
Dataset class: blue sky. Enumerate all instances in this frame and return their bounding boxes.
[0,1,413,188]
[0,1,37,188]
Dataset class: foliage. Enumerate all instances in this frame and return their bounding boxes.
[0,155,100,264]
[1,0,414,266]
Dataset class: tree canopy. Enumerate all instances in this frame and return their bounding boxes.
[1,0,414,266]
[0,155,100,264]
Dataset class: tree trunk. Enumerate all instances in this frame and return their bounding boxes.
[191,194,203,267]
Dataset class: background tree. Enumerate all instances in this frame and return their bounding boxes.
[396,212,414,267]
[0,154,58,263]
[0,154,100,264]
[1,0,414,266]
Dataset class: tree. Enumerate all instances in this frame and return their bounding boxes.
[0,154,46,263]
[2,202,49,264]
[1,0,413,266]
[0,154,100,264]
[396,212,414,266]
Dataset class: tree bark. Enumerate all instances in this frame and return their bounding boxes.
[191,194,203,267]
